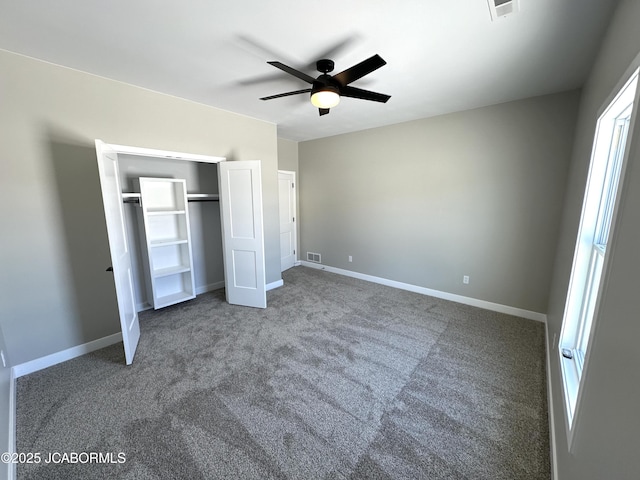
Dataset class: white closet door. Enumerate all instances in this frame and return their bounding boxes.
[278,171,297,272]
[218,161,267,308]
[95,140,140,365]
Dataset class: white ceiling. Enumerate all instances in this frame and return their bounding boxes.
[0,0,618,141]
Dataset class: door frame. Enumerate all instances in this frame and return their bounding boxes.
[278,170,298,272]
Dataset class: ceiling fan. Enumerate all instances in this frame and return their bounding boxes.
[259,54,391,116]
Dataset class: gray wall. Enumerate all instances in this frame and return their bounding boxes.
[0,49,280,367]
[277,138,299,172]
[546,0,640,477]
[299,91,580,313]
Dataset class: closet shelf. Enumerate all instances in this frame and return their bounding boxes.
[149,238,189,248]
[155,290,194,309]
[152,264,192,278]
[138,177,196,310]
[147,209,186,216]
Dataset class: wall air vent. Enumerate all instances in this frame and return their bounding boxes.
[307,252,322,263]
[487,0,519,21]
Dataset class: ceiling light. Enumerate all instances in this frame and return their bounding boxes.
[311,88,340,109]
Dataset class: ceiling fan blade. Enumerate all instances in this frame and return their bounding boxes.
[319,108,330,116]
[341,86,391,103]
[260,89,312,101]
[267,61,316,84]
[333,54,387,86]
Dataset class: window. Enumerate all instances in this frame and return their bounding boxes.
[559,69,638,440]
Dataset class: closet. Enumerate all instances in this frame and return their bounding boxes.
[95,140,266,365]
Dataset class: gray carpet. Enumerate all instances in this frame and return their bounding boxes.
[17,266,549,479]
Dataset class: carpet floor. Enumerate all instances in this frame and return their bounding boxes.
[17,266,549,479]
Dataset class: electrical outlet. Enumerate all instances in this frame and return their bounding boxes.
[348,255,353,262]
[463,275,470,284]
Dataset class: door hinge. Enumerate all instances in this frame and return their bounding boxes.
[293,217,295,222]
[292,182,295,189]
[293,249,296,255]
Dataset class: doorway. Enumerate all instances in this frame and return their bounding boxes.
[278,170,297,272]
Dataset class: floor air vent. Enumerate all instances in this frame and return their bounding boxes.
[307,252,321,263]
[487,0,519,21]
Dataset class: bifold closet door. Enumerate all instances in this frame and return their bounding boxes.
[218,160,267,308]
[95,140,140,365]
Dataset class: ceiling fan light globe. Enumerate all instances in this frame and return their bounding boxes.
[311,90,340,109]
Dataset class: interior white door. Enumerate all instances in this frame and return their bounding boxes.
[218,160,267,308]
[278,171,297,272]
[95,140,141,365]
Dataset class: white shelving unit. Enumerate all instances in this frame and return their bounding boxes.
[138,177,196,309]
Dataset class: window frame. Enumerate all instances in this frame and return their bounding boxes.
[559,68,639,448]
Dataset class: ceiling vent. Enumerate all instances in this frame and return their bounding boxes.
[487,0,519,21]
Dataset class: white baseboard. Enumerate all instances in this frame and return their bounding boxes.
[300,262,547,322]
[266,279,284,291]
[546,322,559,480]
[196,280,225,295]
[12,332,123,379]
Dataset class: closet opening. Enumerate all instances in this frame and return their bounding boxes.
[96,140,266,364]
[118,153,224,312]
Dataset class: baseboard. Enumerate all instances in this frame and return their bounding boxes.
[12,332,123,379]
[7,366,16,480]
[546,322,559,480]
[196,280,225,295]
[300,262,547,322]
[266,279,284,291]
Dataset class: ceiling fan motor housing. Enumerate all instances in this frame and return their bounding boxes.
[316,59,335,74]
[312,74,340,93]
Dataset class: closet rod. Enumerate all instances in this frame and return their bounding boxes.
[186,194,220,202]
[187,197,220,202]
[121,193,220,204]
